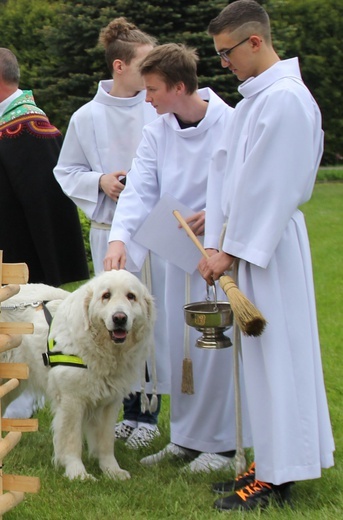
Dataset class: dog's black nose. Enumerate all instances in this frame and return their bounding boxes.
[112,312,128,328]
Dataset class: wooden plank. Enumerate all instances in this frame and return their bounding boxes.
[0,363,29,379]
[1,263,29,284]
[2,418,38,433]
[2,475,40,494]
[0,323,33,335]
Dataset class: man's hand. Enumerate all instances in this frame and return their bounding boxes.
[99,171,126,202]
[198,250,235,284]
[103,241,126,271]
[183,210,205,236]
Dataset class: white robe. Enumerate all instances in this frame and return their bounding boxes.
[205,59,335,481]
[110,87,252,452]
[54,80,157,273]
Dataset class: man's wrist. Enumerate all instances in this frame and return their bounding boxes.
[99,174,105,192]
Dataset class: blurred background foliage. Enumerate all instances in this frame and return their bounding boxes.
[0,0,342,165]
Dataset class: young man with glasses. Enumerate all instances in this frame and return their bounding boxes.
[199,0,335,512]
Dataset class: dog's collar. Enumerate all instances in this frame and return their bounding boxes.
[41,302,87,370]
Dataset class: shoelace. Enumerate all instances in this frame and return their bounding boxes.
[235,461,256,483]
[236,480,272,502]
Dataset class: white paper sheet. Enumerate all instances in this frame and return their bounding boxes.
[132,193,202,274]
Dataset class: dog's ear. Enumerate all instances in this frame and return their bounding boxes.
[143,289,156,325]
[83,286,93,331]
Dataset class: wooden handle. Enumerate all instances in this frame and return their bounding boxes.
[173,210,209,258]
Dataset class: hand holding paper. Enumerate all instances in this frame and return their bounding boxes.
[133,193,202,274]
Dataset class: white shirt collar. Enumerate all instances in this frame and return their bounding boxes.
[0,89,23,117]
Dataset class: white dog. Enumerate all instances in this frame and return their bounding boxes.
[0,270,155,480]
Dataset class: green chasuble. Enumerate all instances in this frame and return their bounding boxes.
[0,90,89,285]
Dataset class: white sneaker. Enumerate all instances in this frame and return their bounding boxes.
[115,421,136,440]
[126,425,161,449]
[183,452,236,473]
[140,442,196,466]
[3,390,37,419]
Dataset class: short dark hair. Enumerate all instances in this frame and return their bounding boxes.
[139,43,199,94]
[208,0,271,43]
[0,48,20,85]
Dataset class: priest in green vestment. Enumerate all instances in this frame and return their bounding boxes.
[0,48,89,286]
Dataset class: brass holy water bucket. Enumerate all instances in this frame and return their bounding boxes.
[183,284,233,349]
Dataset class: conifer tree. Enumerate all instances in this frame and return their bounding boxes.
[1,0,341,162]
[40,0,238,132]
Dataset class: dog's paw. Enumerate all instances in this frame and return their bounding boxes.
[99,455,131,480]
[104,467,131,481]
[65,470,97,481]
[65,462,96,481]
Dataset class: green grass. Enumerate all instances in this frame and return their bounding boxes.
[316,166,343,182]
[3,181,343,519]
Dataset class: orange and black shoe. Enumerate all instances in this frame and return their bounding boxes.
[212,462,256,494]
[213,479,294,511]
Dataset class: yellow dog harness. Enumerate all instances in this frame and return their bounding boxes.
[41,302,87,369]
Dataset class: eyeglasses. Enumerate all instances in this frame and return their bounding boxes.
[216,37,250,63]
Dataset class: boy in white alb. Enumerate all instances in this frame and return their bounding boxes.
[104,43,252,472]
[54,18,157,275]
[199,0,335,510]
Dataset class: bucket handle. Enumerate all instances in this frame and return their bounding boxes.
[206,281,218,311]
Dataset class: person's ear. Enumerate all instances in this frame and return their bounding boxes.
[250,35,263,51]
[113,59,124,75]
[175,82,186,95]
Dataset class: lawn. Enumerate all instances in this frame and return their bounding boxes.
[3,179,343,519]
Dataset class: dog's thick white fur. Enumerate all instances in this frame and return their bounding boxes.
[0,270,155,480]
